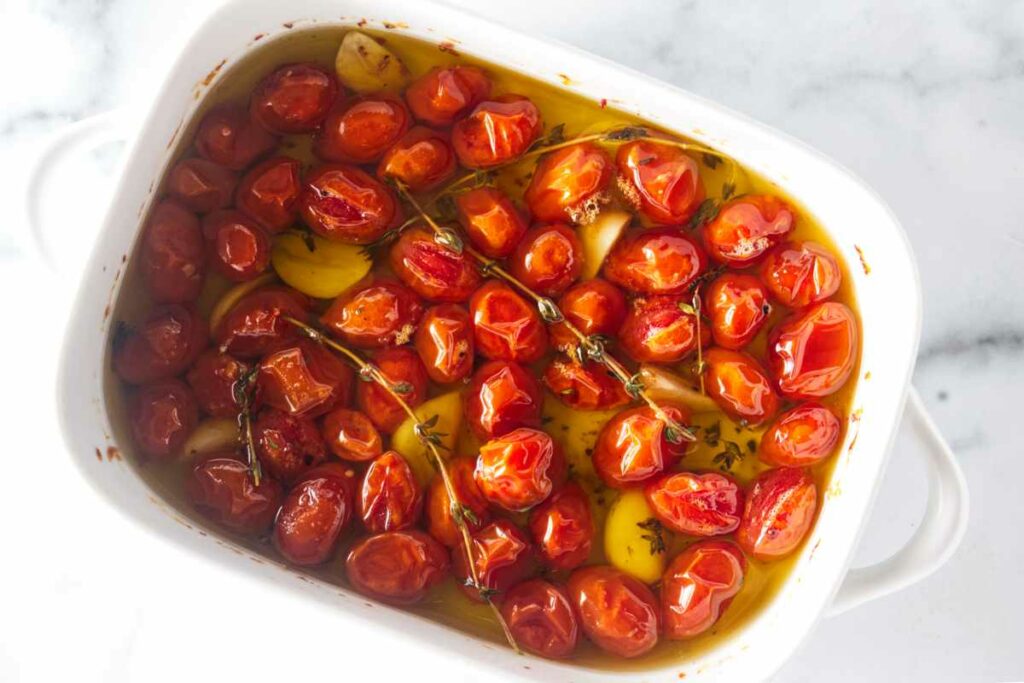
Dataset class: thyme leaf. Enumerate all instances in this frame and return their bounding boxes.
[636,518,667,555]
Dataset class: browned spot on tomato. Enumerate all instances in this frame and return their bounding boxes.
[438,40,460,56]
[106,445,122,461]
[854,244,871,274]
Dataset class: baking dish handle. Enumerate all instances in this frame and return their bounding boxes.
[828,386,969,616]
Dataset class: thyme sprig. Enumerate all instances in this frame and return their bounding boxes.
[231,365,263,486]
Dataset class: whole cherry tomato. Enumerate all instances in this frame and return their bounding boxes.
[759,402,842,467]
[567,565,660,658]
[140,200,205,304]
[602,227,706,296]
[705,273,771,350]
[377,127,457,192]
[413,304,474,384]
[114,304,207,385]
[469,280,548,363]
[761,240,842,308]
[616,137,704,225]
[525,143,612,223]
[131,379,198,458]
[166,157,237,214]
[257,339,353,418]
[186,451,283,535]
[618,295,706,364]
[250,62,339,134]
[194,104,277,170]
[645,471,744,536]
[389,225,483,302]
[359,450,422,533]
[737,467,817,561]
[425,456,491,547]
[451,95,542,169]
[465,360,543,440]
[702,195,794,267]
[235,155,302,232]
[454,187,527,259]
[704,348,780,425]
[475,428,561,511]
[542,358,630,411]
[452,519,535,602]
[203,210,271,282]
[766,302,858,399]
[593,404,690,489]
[253,407,327,483]
[273,462,356,565]
[509,224,583,296]
[356,347,429,433]
[321,278,424,349]
[501,579,580,659]
[315,94,411,163]
[320,408,383,462]
[548,278,627,352]
[186,349,248,417]
[661,540,746,639]
[405,65,491,126]
[528,482,594,570]
[345,530,450,605]
[213,286,309,359]
[299,164,400,244]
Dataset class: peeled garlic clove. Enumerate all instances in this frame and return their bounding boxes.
[181,417,240,458]
[335,31,409,93]
[639,363,719,414]
[579,209,630,279]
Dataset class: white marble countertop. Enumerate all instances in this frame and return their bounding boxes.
[1,0,1021,681]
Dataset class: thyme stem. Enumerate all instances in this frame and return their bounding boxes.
[231,367,263,486]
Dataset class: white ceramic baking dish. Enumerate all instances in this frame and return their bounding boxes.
[39,0,968,680]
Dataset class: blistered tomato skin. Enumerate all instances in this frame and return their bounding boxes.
[603,228,706,296]
[253,408,328,483]
[737,467,817,561]
[389,225,483,302]
[592,405,690,489]
[705,273,771,350]
[759,402,842,467]
[567,565,660,659]
[645,471,744,536]
[425,456,491,547]
[186,350,248,417]
[141,200,205,304]
[704,348,780,425]
[414,304,474,384]
[250,62,339,134]
[767,302,858,399]
[356,347,429,433]
[204,210,271,282]
[469,280,548,363]
[114,304,207,385]
[453,519,535,602]
[346,530,450,605]
[315,94,411,163]
[616,138,704,225]
[451,95,542,169]
[455,187,527,259]
[320,408,383,462]
[377,127,457,192]
[166,158,237,214]
[257,339,354,418]
[501,580,580,660]
[299,164,400,244]
[214,287,309,359]
[761,240,842,308]
[703,195,795,267]
[475,428,560,511]
[186,452,283,535]
[273,463,356,566]
[194,104,277,170]
[528,483,594,571]
[321,278,424,349]
[131,379,198,458]
[465,360,543,440]
[525,143,612,223]
[619,295,705,364]
[661,540,747,640]
[549,279,627,352]
[235,156,302,233]
[405,65,491,126]
[542,358,630,411]
[509,224,584,297]
[359,451,423,533]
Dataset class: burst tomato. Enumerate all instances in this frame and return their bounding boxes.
[705,273,771,350]
[703,195,794,267]
[525,143,612,223]
[465,360,543,440]
[602,227,705,296]
[299,164,400,244]
[454,187,527,259]
[759,402,842,467]
[346,530,450,604]
[704,348,780,425]
[321,278,424,349]
[186,452,283,535]
[661,540,746,639]
[619,295,706,364]
[616,137,704,225]
[475,428,561,511]
[567,565,660,658]
[213,287,309,359]
[548,279,627,352]
[389,225,483,302]
[509,224,583,296]
[737,467,817,561]
[315,94,411,163]
[761,240,842,308]
[469,280,548,363]
[528,483,594,571]
[451,95,542,169]
[257,339,353,418]
[766,302,858,399]
[645,471,744,536]
[501,580,580,659]
[186,349,248,417]
[592,404,690,489]
[413,304,474,384]
[405,65,491,126]
[358,451,423,533]
[253,407,327,483]
[542,358,630,411]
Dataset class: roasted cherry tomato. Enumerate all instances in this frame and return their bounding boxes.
[166,157,237,214]
[616,137,704,225]
[194,104,277,170]
[593,404,690,489]
[645,471,744,536]
[737,467,817,561]
[389,225,483,302]
[257,339,353,418]
[315,94,411,163]
[705,273,771,350]
[509,223,583,296]
[465,360,543,440]
[767,302,858,399]
[405,65,491,126]
[186,451,283,535]
[320,408,383,462]
[114,304,207,385]
[703,195,794,267]
[567,565,660,659]
[273,462,356,565]
[186,349,248,417]
[141,200,205,304]
[548,278,627,352]
[759,402,842,467]
[603,227,705,296]
[528,482,594,571]
[413,304,474,384]
[501,579,580,659]
[359,450,423,533]
[204,210,271,282]
[253,407,328,483]
[475,428,561,511]
[542,358,630,411]
[345,530,450,604]
[761,240,842,308]
[214,286,309,359]
[454,187,527,259]
[451,95,542,169]
[525,143,612,223]
[469,280,548,363]
[356,347,429,433]
[425,456,491,547]
[235,155,302,232]
[321,278,423,349]
[453,519,535,602]
[661,540,746,639]
[618,295,706,364]
[704,348,780,425]
[131,379,198,458]
[377,126,457,192]
[299,164,400,244]
[250,62,339,134]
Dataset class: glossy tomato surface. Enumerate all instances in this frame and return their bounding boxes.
[273,463,355,565]
[355,347,429,433]
[358,451,422,533]
[204,209,271,282]
[645,471,744,536]
[592,405,690,489]
[321,278,423,349]
[464,360,543,440]
[346,530,449,605]
[114,304,207,385]
[603,227,705,296]
[475,428,559,511]
[194,104,276,170]
[389,225,483,302]
[452,519,535,602]
[524,142,612,223]
[256,339,353,418]
[253,407,327,483]
[413,304,474,383]
[451,95,542,169]
[761,240,842,307]
[425,456,491,547]
[377,126,456,192]
[759,402,842,467]
[186,452,283,535]
[619,295,705,364]
[567,565,660,658]
[767,302,858,399]
[235,155,302,232]
[140,200,205,304]
[130,379,198,458]
[509,224,583,296]
[320,408,383,462]
[616,137,704,225]
[737,467,817,561]
[315,94,411,163]
[661,540,746,639]
[542,358,630,411]
[166,157,237,214]
[250,62,338,134]
[548,278,627,352]
[528,483,594,571]
[702,195,794,266]
[213,287,309,359]
[405,65,491,126]
[469,280,548,363]
[501,580,580,659]
[299,164,399,244]
[705,273,771,350]
[455,187,527,259]
[186,349,248,418]
[704,348,780,425]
